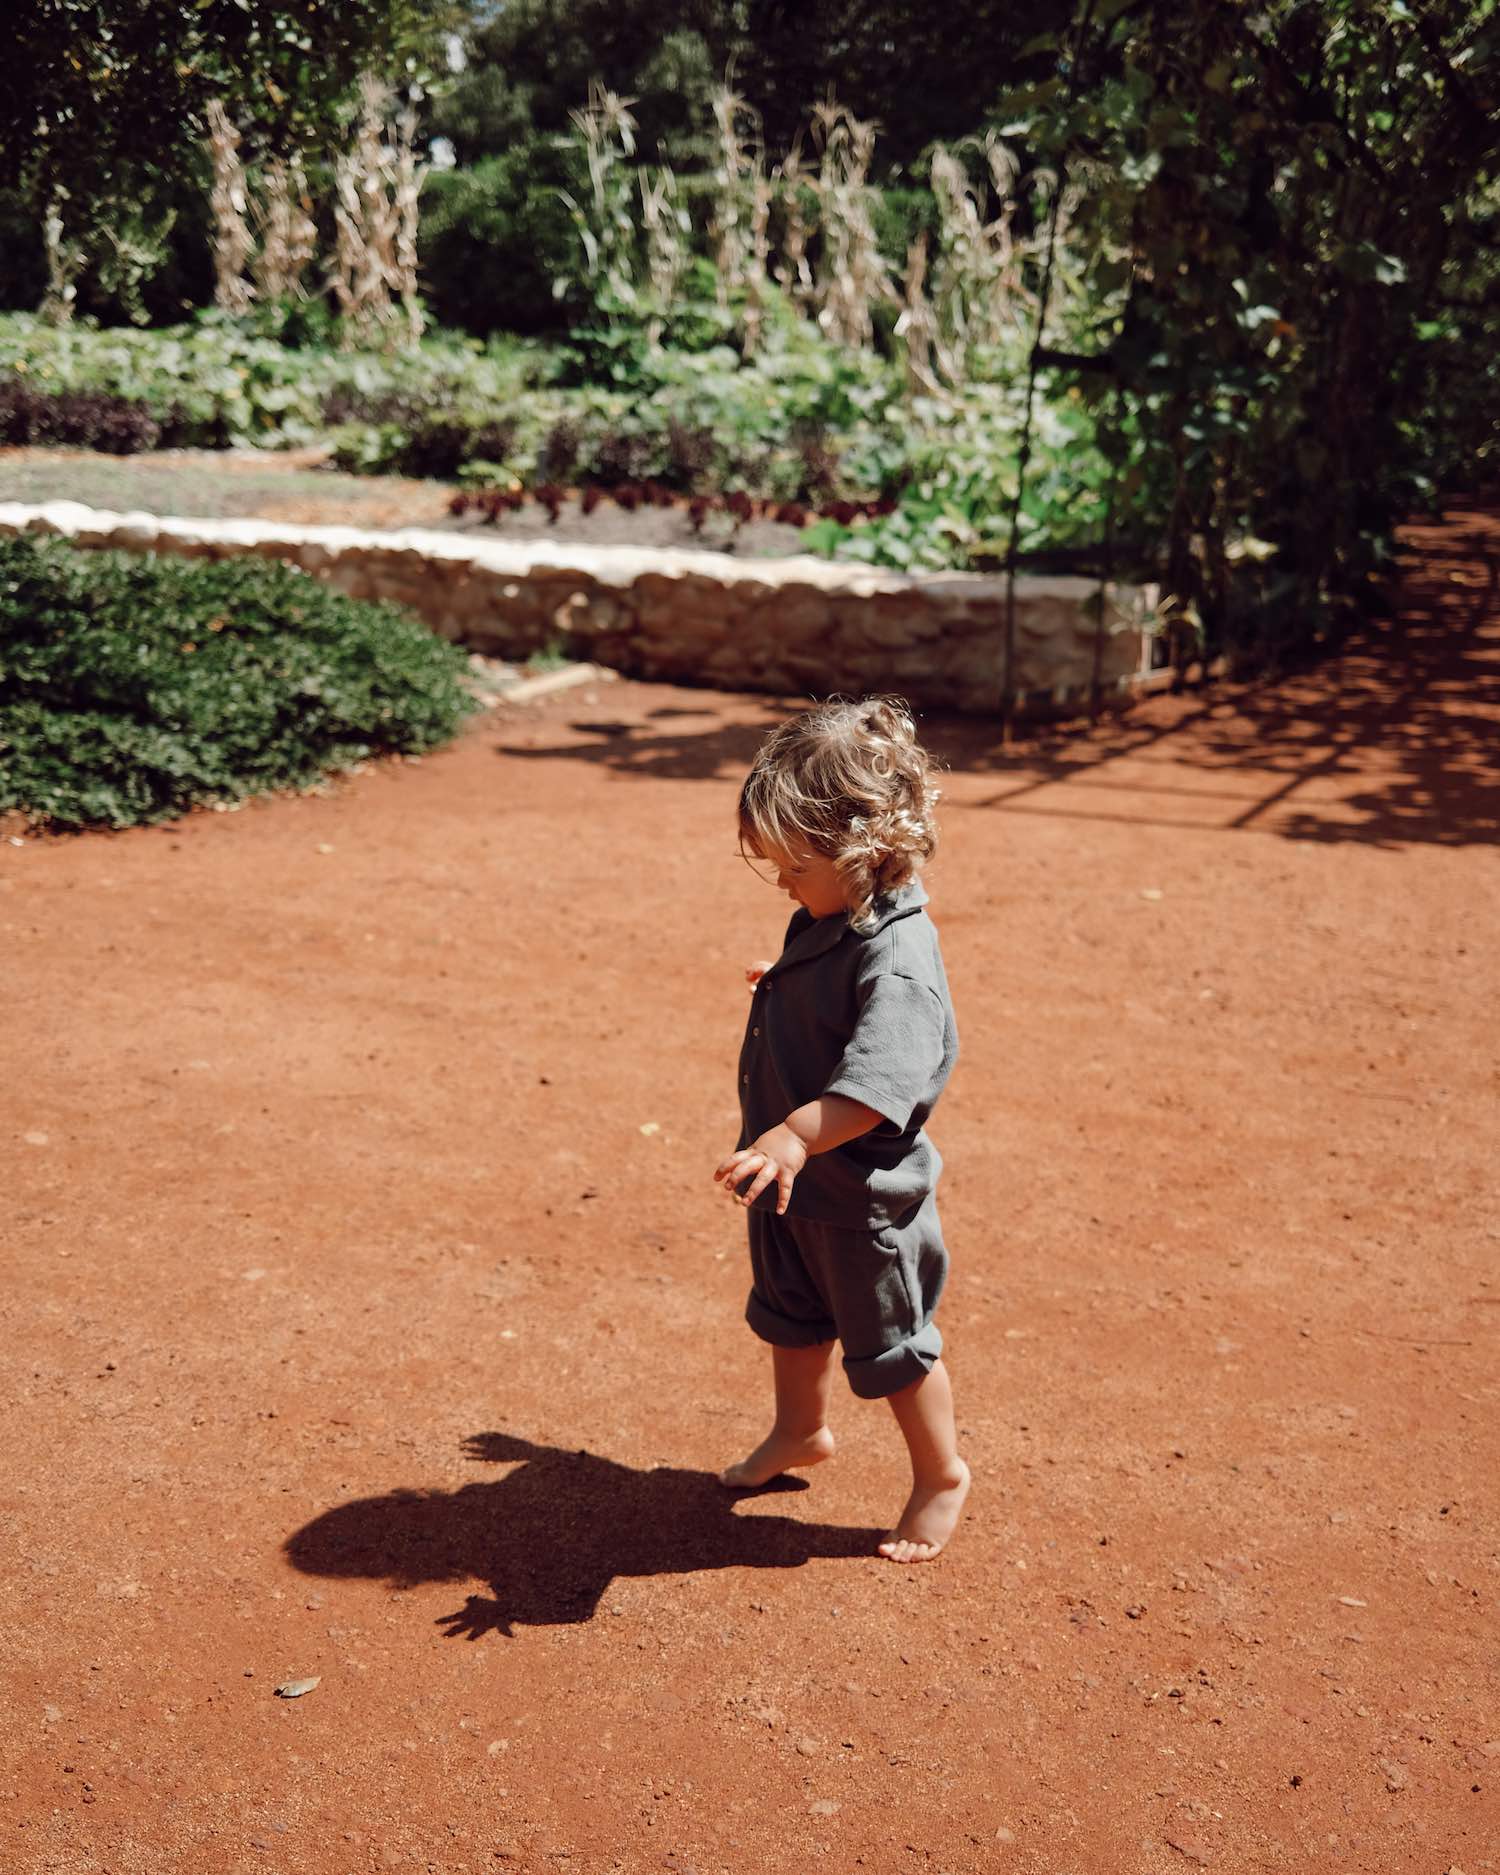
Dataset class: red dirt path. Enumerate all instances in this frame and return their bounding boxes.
[4,503,1498,1875]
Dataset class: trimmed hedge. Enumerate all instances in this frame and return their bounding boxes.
[0,535,478,829]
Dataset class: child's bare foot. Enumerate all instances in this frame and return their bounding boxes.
[719,1425,835,1489]
[877,1458,970,1562]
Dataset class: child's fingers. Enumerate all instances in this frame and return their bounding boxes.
[713,1148,753,1183]
[775,1165,797,1215]
[715,1149,763,1194]
[737,1161,780,1208]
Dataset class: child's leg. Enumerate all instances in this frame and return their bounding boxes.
[719,1341,838,1488]
[877,1358,970,1563]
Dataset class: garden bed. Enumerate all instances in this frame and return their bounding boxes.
[0,446,812,556]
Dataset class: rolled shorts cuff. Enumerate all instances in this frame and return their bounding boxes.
[842,1318,943,1400]
[745,1289,836,1350]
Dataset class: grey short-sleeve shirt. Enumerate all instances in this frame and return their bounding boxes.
[736,879,959,1227]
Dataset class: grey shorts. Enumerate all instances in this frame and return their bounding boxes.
[744,1194,948,1400]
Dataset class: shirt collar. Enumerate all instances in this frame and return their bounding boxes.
[854,877,929,934]
[766,879,929,979]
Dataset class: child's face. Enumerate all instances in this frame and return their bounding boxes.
[753,838,848,919]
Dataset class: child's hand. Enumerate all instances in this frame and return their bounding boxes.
[745,959,773,990]
[714,1124,808,1215]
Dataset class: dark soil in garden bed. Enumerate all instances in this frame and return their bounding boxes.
[0,444,814,557]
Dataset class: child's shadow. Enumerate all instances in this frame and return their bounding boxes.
[285,1432,884,1638]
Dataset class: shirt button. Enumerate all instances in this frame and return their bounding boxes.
[742,1073,749,1084]
[752,1025,760,1036]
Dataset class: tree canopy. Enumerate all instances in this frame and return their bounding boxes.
[0,1,458,205]
[430,0,1061,172]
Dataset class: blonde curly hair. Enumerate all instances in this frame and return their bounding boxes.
[738,697,940,928]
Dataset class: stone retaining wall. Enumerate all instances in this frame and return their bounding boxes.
[0,501,1159,714]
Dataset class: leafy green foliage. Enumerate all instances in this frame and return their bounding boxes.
[431,0,1061,172]
[419,151,584,338]
[0,300,1118,563]
[0,311,548,449]
[0,535,477,829]
[998,0,1499,662]
[2,2,458,199]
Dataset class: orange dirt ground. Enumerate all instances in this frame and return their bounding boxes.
[4,503,1498,1875]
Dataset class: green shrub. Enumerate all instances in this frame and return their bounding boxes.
[419,150,583,339]
[0,536,478,830]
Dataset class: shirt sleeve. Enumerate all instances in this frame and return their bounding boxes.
[822,967,947,1132]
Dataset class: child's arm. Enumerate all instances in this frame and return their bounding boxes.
[713,1094,881,1215]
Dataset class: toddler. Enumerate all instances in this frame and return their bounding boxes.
[713,698,969,1563]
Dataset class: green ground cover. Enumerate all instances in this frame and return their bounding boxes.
[0,534,477,830]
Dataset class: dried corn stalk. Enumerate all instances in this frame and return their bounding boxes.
[740,168,775,355]
[205,99,255,315]
[560,82,641,308]
[929,137,1043,381]
[330,75,427,350]
[708,83,779,352]
[40,188,84,326]
[638,164,691,343]
[391,102,425,346]
[709,83,763,307]
[808,94,893,350]
[893,231,943,396]
[252,156,319,304]
[772,141,817,317]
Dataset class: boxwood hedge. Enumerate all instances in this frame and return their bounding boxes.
[0,535,478,830]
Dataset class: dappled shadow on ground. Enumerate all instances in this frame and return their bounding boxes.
[285,1431,882,1639]
[503,700,788,784]
[938,502,1500,849]
[499,504,1499,849]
